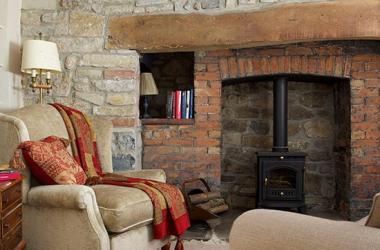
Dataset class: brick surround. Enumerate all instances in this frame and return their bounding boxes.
[142,41,380,220]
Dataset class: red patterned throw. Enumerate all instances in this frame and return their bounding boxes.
[50,104,190,249]
[49,103,103,177]
[17,136,87,185]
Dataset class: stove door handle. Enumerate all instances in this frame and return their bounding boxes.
[264,177,268,186]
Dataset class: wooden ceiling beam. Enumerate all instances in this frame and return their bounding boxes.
[106,0,380,53]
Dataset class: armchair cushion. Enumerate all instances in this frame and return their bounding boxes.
[19,136,87,185]
[117,169,166,183]
[91,185,153,233]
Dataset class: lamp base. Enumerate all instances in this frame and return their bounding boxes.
[143,113,151,119]
[30,79,52,104]
[142,96,151,119]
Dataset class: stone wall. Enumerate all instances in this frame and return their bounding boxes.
[222,80,342,211]
[21,1,142,171]
[20,0,320,171]
[20,0,328,171]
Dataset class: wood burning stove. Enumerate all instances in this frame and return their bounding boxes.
[257,152,306,212]
[256,77,306,213]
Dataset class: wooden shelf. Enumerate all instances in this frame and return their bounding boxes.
[141,118,195,125]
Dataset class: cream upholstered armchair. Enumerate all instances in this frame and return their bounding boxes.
[230,193,380,250]
[0,104,169,250]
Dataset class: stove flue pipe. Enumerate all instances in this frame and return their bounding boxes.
[273,77,288,152]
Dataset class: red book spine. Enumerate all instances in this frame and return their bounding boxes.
[0,172,21,181]
[175,91,182,119]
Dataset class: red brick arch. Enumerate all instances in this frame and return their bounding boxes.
[207,47,352,80]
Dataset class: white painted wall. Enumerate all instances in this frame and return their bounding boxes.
[0,0,23,112]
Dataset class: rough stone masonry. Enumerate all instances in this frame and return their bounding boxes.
[20,0,324,171]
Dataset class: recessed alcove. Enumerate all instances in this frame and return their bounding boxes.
[221,74,351,216]
[140,52,194,122]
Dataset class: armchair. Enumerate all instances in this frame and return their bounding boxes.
[230,193,380,250]
[0,104,169,250]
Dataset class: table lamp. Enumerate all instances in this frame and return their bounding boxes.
[140,72,158,118]
[21,37,61,104]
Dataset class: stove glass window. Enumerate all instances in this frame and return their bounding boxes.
[267,168,296,189]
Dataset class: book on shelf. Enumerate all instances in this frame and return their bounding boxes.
[185,90,190,119]
[166,91,173,118]
[181,91,186,119]
[171,92,176,119]
[0,168,21,181]
[166,89,195,120]
[175,90,182,119]
[189,89,194,119]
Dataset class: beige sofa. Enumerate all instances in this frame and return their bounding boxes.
[230,193,380,250]
[0,104,169,250]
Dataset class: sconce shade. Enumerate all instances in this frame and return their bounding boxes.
[21,40,61,74]
[140,72,158,96]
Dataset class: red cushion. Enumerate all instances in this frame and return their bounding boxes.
[18,136,87,185]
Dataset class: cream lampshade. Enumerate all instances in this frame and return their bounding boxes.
[140,72,158,96]
[21,39,61,104]
[140,72,158,118]
[21,40,61,74]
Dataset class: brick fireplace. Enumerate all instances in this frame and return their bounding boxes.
[142,41,380,220]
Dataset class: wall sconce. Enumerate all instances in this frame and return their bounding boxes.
[21,37,61,104]
[140,72,158,118]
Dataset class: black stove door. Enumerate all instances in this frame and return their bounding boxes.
[262,160,304,201]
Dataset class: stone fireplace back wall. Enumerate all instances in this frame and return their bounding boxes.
[221,80,339,211]
[142,41,380,220]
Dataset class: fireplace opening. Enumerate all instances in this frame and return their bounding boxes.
[221,74,351,216]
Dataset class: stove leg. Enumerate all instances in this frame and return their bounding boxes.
[297,206,307,214]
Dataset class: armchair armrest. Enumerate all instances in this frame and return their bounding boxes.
[116,169,166,183]
[27,185,97,210]
[366,192,380,228]
[25,184,110,250]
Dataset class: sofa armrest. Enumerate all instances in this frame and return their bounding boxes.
[365,192,380,228]
[230,209,380,250]
[28,185,98,210]
[116,169,166,183]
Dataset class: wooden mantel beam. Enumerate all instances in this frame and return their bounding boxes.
[106,0,380,53]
